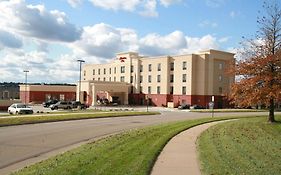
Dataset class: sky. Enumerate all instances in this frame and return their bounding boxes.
[0,0,266,83]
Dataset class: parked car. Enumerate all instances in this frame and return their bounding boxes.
[178,103,191,110]
[71,101,87,109]
[97,98,109,105]
[190,105,204,109]
[42,99,59,107]
[50,101,72,110]
[8,103,34,115]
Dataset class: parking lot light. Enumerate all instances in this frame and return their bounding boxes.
[77,59,85,102]
[23,70,29,105]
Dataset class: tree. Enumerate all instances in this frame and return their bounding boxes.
[229,1,281,122]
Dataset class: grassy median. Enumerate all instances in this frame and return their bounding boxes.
[0,111,159,127]
[12,116,250,175]
[190,109,267,112]
[198,116,281,175]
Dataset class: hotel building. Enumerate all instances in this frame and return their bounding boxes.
[79,49,234,108]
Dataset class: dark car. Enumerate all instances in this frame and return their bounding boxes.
[178,103,191,110]
[71,101,87,109]
[43,99,58,108]
[50,101,72,110]
[190,104,204,109]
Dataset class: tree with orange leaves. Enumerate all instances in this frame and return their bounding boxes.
[229,1,281,122]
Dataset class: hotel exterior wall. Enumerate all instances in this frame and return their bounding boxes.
[81,50,235,108]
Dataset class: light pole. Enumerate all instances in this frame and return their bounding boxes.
[77,59,85,102]
[23,70,29,105]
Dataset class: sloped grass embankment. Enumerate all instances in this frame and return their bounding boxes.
[198,116,281,175]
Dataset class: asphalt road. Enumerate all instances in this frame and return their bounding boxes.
[0,111,272,174]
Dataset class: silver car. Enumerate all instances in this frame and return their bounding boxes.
[8,103,34,115]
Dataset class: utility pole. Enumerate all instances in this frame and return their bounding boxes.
[23,70,29,105]
[77,59,85,102]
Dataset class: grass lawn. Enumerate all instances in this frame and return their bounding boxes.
[0,111,159,127]
[198,115,281,175]
[11,117,244,175]
[190,109,267,112]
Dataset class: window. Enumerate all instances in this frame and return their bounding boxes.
[170,62,174,71]
[109,68,111,74]
[148,86,151,94]
[98,69,100,75]
[109,77,111,81]
[140,65,143,72]
[130,76,133,83]
[170,86,173,94]
[121,66,125,73]
[157,75,161,82]
[183,61,187,70]
[98,77,100,81]
[83,71,86,76]
[182,74,187,82]
[131,86,134,94]
[103,77,106,81]
[93,78,95,80]
[157,63,161,71]
[148,75,152,83]
[120,76,125,82]
[114,67,116,74]
[148,64,152,71]
[114,77,116,81]
[170,74,174,83]
[104,68,106,74]
[140,75,143,83]
[157,86,160,94]
[219,63,223,70]
[131,65,134,73]
[219,75,223,81]
[219,87,223,94]
[93,69,95,75]
[140,86,143,93]
[182,86,186,95]
[60,94,65,101]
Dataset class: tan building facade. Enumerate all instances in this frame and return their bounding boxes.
[80,49,234,108]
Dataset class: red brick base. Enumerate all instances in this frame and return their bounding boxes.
[128,94,229,108]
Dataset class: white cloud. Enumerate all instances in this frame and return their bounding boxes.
[159,0,181,7]
[205,0,225,7]
[218,36,230,43]
[0,0,81,42]
[89,0,141,11]
[139,0,158,17]
[199,20,218,28]
[67,0,83,8]
[182,34,219,54]
[71,23,141,60]
[88,0,181,17]
[139,31,187,55]
[230,11,240,18]
[72,23,223,59]
[0,30,23,49]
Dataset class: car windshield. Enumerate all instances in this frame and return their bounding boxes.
[17,104,28,108]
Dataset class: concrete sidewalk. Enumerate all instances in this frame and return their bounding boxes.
[151,120,231,175]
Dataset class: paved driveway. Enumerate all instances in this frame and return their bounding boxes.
[0,111,272,174]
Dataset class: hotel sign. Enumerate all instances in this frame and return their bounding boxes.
[119,57,126,62]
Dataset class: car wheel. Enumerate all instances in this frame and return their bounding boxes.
[8,110,13,115]
[15,111,19,115]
